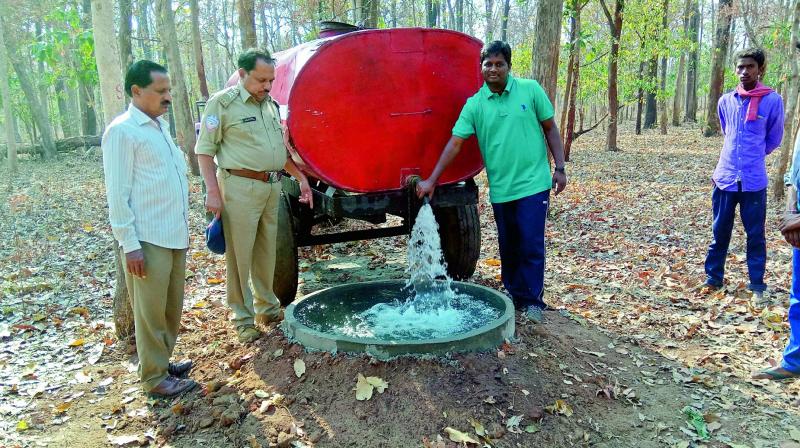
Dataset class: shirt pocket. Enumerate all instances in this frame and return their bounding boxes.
[226,117,261,143]
[744,115,767,135]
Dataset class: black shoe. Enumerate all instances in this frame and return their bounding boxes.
[167,359,193,377]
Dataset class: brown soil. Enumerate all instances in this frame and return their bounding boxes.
[4,126,800,448]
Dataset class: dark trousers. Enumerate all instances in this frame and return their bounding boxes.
[492,189,550,309]
[704,186,767,292]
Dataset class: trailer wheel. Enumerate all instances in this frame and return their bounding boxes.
[274,193,299,306]
[434,204,481,280]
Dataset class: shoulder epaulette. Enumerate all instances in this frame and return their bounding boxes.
[216,85,240,108]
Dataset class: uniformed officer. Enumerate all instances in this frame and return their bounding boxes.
[196,49,313,344]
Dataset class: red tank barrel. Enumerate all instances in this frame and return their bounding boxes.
[254,28,485,193]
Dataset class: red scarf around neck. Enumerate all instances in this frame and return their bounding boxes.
[736,81,774,121]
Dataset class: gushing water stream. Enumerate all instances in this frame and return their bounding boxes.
[325,204,499,340]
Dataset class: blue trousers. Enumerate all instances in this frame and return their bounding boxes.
[782,249,800,373]
[492,189,549,309]
[704,186,767,292]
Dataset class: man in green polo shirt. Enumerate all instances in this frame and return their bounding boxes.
[417,40,567,323]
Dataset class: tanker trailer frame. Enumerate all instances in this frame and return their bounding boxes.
[273,175,481,306]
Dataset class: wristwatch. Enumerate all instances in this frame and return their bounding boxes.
[554,166,566,173]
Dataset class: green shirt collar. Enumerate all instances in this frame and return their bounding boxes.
[481,75,516,99]
[237,82,254,104]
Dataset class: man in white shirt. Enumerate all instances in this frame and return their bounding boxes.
[103,60,196,397]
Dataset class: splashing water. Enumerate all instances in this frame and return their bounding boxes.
[404,204,454,312]
[319,204,500,340]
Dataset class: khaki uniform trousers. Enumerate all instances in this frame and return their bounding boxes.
[218,169,282,327]
[122,242,187,392]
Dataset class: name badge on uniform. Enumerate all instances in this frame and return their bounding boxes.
[241,117,257,123]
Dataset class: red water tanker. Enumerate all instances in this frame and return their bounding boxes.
[272,27,484,192]
[216,27,485,304]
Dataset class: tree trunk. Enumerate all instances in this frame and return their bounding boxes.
[79,0,98,136]
[644,57,658,129]
[560,0,579,133]
[685,0,699,122]
[156,0,200,175]
[659,54,668,134]
[484,0,494,40]
[191,0,210,100]
[427,0,441,27]
[636,59,645,135]
[0,17,17,174]
[455,0,464,31]
[771,0,800,200]
[702,0,733,137]
[92,0,126,123]
[600,0,624,151]
[1,18,56,159]
[55,78,75,138]
[137,0,153,60]
[500,0,511,41]
[531,0,564,103]
[563,0,582,161]
[658,0,669,135]
[119,0,133,75]
[237,0,257,49]
[364,0,380,27]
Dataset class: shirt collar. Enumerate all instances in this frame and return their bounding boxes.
[238,82,253,104]
[128,103,167,128]
[481,75,515,99]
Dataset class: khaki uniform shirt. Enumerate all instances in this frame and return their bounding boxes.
[195,82,287,171]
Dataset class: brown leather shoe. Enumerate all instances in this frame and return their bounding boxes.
[167,359,193,377]
[255,310,284,326]
[148,376,198,398]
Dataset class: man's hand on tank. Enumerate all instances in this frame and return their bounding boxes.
[416,179,436,199]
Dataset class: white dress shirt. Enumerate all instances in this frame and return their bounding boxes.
[102,104,190,253]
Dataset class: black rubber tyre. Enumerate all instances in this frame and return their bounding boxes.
[433,204,481,280]
[274,193,299,306]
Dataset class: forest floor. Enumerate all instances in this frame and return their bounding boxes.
[2,125,800,448]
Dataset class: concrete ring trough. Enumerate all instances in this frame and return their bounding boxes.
[281,280,515,359]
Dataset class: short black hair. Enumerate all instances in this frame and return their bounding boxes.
[735,48,766,68]
[480,41,512,66]
[238,49,275,72]
[124,60,167,96]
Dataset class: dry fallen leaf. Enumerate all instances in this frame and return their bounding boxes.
[294,359,306,378]
[545,399,574,417]
[366,376,388,393]
[68,338,85,347]
[444,427,479,444]
[354,373,373,401]
[468,417,486,436]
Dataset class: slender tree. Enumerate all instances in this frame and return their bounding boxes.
[119,0,134,75]
[92,0,125,124]
[155,0,200,175]
[600,0,624,151]
[771,0,800,200]
[684,0,699,122]
[1,17,56,159]
[0,16,17,174]
[703,0,733,137]
[191,0,210,100]
[238,0,257,49]
[531,0,564,103]
[79,0,98,136]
